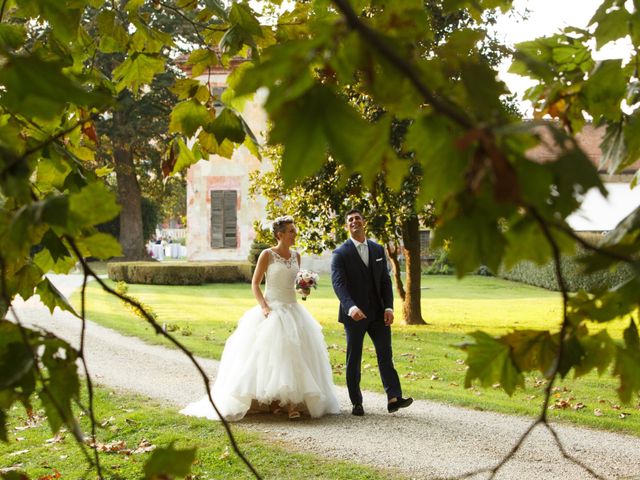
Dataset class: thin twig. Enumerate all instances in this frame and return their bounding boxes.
[545,423,606,480]
[66,239,262,479]
[79,270,104,479]
[0,0,7,22]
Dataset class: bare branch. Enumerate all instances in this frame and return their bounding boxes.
[79,271,104,479]
[545,423,606,480]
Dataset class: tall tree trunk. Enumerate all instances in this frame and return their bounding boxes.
[114,143,147,259]
[400,215,426,325]
[385,242,405,301]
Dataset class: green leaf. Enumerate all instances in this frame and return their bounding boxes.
[229,3,262,37]
[593,7,630,49]
[15,0,82,42]
[172,138,201,173]
[96,9,129,53]
[406,115,468,205]
[623,318,640,350]
[171,79,204,100]
[36,278,79,317]
[144,443,197,479]
[436,199,507,275]
[78,232,122,260]
[40,337,80,435]
[10,262,44,301]
[0,24,26,50]
[41,229,71,263]
[460,61,508,120]
[170,100,212,137]
[614,320,640,403]
[501,330,557,375]
[582,60,627,121]
[36,157,73,192]
[574,330,616,378]
[0,342,33,389]
[462,331,524,396]
[208,108,246,145]
[503,217,552,268]
[269,86,328,185]
[203,0,228,21]
[186,48,219,78]
[68,181,120,229]
[112,53,165,93]
[0,55,111,119]
[0,321,34,391]
[33,247,78,275]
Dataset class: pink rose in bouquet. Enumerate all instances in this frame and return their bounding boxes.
[295,269,319,301]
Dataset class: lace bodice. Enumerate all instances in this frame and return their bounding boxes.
[264,249,299,304]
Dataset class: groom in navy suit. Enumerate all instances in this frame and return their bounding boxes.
[331,209,412,416]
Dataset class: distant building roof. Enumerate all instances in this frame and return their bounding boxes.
[526,123,640,174]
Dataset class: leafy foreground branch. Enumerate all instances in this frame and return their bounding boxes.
[0,244,261,480]
[68,239,263,479]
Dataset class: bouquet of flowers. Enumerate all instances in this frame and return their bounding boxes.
[295,269,319,301]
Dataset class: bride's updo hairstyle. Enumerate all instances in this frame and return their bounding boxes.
[272,215,294,240]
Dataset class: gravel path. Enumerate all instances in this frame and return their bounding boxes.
[8,274,640,480]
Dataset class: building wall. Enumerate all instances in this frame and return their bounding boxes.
[186,76,271,261]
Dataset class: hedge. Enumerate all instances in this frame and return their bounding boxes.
[107,261,252,285]
[499,233,634,292]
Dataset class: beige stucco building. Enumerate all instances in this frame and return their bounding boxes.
[185,65,271,262]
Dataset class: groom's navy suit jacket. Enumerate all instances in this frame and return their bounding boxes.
[331,239,393,325]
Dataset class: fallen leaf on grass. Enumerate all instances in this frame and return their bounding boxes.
[100,416,116,427]
[551,399,571,410]
[219,446,230,460]
[619,412,631,419]
[594,409,603,417]
[573,403,586,410]
[9,450,29,457]
[132,438,156,454]
[37,470,61,479]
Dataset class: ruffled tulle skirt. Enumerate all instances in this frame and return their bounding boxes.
[180,301,340,421]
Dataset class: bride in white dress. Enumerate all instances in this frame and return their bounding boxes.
[180,216,340,421]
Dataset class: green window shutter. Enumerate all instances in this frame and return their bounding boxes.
[223,190,237,248]
[210,190,237,249]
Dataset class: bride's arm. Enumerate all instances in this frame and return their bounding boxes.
[252,249,271,316]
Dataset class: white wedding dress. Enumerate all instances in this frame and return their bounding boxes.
[180,249,340,421]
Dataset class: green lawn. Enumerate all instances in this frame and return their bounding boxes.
[0,389,402,480]
[73,275,640,436]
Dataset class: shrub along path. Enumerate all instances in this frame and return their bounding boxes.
[9,274,640,480]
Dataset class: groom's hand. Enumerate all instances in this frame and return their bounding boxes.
[384,310,394,326]
[350,307,367,321]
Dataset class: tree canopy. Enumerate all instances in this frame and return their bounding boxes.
[1,0,639,478]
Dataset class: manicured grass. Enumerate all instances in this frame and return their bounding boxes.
[73,276,640,436]
[0,388,402,479]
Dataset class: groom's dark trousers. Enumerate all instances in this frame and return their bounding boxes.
[331,239,402,405]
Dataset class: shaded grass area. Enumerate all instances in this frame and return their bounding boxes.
[0,389,402,479]
[74,276,640,435]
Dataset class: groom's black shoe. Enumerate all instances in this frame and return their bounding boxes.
[352,404,364,416]
[387,397,413,413]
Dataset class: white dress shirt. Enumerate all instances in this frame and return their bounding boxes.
[351,238,369,267]
[347,238,393,317]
